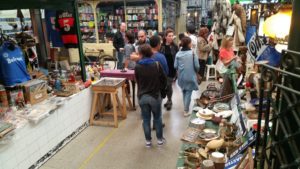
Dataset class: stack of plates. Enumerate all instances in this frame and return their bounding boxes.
[213,103,230,112]
[215,110,233,118]
[196,108,216,120]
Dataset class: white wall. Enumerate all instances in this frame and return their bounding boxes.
[0,88,92,169]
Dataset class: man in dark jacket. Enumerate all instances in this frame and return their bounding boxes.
[160,29,179,110]
[113,22,126,69]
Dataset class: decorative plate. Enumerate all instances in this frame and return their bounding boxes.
[190,118,206,125]
[215,110,233,118]
[213,103,230,112]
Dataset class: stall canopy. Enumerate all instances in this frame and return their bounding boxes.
[0,0,75,10]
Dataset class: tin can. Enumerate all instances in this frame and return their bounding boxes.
[0,85,9,107]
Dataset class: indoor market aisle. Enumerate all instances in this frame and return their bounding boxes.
[40,82,206,169]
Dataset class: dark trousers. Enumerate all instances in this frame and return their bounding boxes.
[198,59,207,78]
[166,77,173,101]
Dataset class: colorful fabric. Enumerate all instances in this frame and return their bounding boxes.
[219,47,235,64]
[45,10,64,47]
[56,10,78,48]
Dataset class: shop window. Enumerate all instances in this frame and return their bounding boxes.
[0,9,87,111]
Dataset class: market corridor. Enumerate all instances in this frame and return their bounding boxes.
[40,83,204,169]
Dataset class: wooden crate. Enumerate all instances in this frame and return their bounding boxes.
[62,82,81,94]
[23,80,48,105]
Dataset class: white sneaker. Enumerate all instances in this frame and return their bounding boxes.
[183,111,191,117]
[157,138,166,146]
[145,140,152,148]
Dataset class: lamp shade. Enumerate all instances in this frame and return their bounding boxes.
[263,9,292,40]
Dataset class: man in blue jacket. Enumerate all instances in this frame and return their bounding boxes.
[150,35,169,75]
[150,35,168,130]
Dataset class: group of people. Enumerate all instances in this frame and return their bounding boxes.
[112,23,240,148]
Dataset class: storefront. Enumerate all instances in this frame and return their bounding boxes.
[76,0,165,57]
[0,1,94,168]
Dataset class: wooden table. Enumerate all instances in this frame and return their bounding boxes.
[100,69,136,110]
[89,77,127,128]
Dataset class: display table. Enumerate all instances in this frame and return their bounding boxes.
[176,111,219,168]
[0,88,92,169]
[100,69,136,109]
[90,78,127,128]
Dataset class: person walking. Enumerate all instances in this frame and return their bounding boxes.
[113,22,126,69]
[135,44,167,147]
[160,29,179,110]
[197,27,212,81]
[150,35,169,75]
[174,37,200,117]
[150,35,168,130]
[186,24,198,53]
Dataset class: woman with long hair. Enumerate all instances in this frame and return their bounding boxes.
[197,27,212,81]
[218,36,241,99]
[174,37,200,117]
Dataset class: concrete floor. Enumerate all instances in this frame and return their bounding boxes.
[41,82,208,169]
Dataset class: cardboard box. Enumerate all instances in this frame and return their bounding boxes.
[23,79,48,105]
[62,82,81,94]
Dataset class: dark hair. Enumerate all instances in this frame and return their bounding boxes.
[126,32,135,44]
[198,27,209,38]
[158,32,164,38]
[165,28,174,37]
[187,24,196,34]
[181,37,192,48]
[178,33,186,41]
[163,29,174,44]
[150,35,161,48]
[138,44,153,58]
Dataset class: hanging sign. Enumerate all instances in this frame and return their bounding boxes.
[247,33,266,61]
[247,33,281,67]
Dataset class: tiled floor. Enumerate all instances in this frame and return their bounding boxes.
[41,82,209,169]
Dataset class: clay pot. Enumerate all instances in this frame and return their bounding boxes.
[212,115,222,124]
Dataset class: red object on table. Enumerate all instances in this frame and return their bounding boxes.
[100,69,135,81]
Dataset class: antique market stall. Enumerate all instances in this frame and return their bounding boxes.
[0,1,94,169]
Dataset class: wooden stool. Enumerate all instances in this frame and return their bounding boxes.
[90,78,127,128]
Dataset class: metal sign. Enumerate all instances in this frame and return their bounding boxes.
[247,33,267,61]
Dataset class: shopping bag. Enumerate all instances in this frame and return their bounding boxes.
[216,59,228,74]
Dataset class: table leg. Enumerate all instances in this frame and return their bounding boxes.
[124,83,133,110]
[90,92,98,125]
[122,85,127,118]
[131,81,136,110]
[116,95,122,116]
[112,93,118,128]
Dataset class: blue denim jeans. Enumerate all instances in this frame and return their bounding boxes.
[139,94,163,141]
[182,90,193,112]
[117,51,124,69]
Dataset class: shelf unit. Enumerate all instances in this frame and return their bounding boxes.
[126,3,158,36]
[78,3,96,43]
[96,3,125,42]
